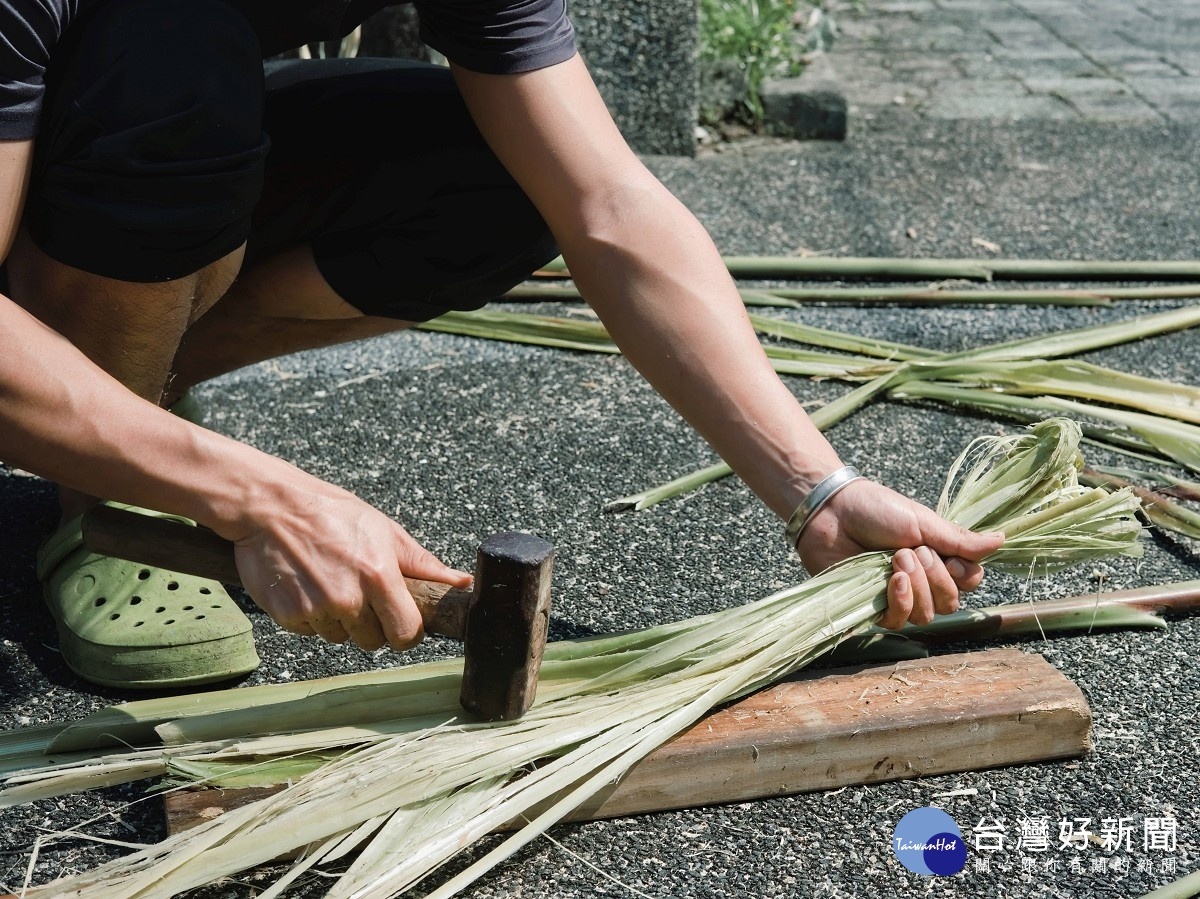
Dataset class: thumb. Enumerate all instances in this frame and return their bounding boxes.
[918,511,1005,562]
[394,528,473,588]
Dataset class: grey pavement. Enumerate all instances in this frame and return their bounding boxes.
[3,15,1200,899]
[827,0,1200,125]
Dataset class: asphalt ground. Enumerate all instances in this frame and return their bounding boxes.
[1,119,1199,898]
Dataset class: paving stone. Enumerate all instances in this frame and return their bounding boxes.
[876,0,936,12]
[990,45,1099,62]
[840,79,932,109]
[1024,76,1164,122]
[890,23,996,53]
[956,53,1104,81]
[839,49,899,72]
[1110,59,1188,78]
[1025,76,1138,97]
[878,53,965,85]
[1148,33,1200,55]
[837,17,891,43]
[925,79,1078,120]
[936,4,1029,23]
[984,19,1069,51]
[1126,76,1200,120]
[933,0,1003,12]
[1166,52,1200,77]
[1009,0,1089,15]
[1035,17,1128,48]
[1104,10,1169,35]
[1086,44,1182,67]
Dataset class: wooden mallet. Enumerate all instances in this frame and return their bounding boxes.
[81,505,554,721]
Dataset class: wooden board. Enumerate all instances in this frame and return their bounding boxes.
[165,648,1090,836]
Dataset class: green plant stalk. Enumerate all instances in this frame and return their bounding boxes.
[417,310,620,355]
[505,284,804,309]
[0,620,730,770]
[935,425,1084,530]
[417,308,873,379]
[1091,464,1200,502]
[537,255,1200,281]
[886,392,1170,469]
[749,312,940,361]
[727,257,1200,281]
[766,285,1200,305]
[893,579,1200,645]
[938,304,1200,363]
[761,343,881,377]
[1135,867,1200,899]
[772,287,1110,306]
[13,567,897,895]
[537,255,993,280]
[912,359,1200,424]
[894,605,1163,643]
[1080,469,1200,540]
[899,383,1200,475]
[496,282,1200,307]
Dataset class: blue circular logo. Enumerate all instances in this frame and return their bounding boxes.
[893,808,967,876]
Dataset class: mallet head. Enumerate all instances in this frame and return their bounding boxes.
[459,532,554,721]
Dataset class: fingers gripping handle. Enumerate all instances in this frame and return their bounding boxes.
[80,504,473,640]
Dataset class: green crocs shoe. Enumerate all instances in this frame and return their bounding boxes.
[168,392,207,427]
[36,504,260,689]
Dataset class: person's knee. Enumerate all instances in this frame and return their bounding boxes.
[315,207,557,322]
[26,0,268,283]
[425,223,559,313]
[309,147,558,322]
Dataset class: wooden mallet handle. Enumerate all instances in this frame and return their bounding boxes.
[80,504,473,639]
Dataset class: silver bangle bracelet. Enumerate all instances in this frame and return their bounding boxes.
[785,465,863,549]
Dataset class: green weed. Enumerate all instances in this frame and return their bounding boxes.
[700,0,811,125]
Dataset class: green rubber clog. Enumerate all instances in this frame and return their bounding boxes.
[36,504,260,689]
[168,392,206,426]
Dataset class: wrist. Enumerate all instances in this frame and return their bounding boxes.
[785,465,864,549]
[176,427,320,541]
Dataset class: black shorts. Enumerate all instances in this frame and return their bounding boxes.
[22,0,557,321]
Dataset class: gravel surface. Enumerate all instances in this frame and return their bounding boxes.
[1,118,1198,898]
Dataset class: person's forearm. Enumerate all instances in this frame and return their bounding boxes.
[558,186,843,521]
[1,292,470,647]
[0,294,309,536]
[450,56,842,520]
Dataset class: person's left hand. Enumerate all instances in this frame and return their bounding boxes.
[794,478,1004,629]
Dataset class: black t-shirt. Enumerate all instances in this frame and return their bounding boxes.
[0,0,577,140]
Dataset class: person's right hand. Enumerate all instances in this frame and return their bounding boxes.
[225,483,472,651]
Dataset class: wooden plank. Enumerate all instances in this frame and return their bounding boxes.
[165,648,1090,837]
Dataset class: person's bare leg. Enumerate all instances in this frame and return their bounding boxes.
[5,229,246,522]
[164,244,413,405]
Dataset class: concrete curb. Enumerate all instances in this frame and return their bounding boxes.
[761,54,848,141]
